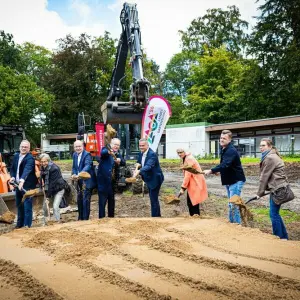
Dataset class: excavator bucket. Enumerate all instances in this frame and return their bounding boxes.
[101,102,143,124]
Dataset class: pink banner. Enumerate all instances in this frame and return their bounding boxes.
[141,96,172,152]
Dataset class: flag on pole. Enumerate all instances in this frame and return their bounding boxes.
[141,96,172,152]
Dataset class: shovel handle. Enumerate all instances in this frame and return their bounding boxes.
[10,181,27,193]
[245,192,271,204]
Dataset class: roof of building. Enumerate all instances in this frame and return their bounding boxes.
[166,122,209,129]
[205,115,300,132]
[45,133,77,140]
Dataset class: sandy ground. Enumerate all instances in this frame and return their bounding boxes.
[1,163,300,299]
[1,217,300,300]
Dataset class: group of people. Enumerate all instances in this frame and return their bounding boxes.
[10,129,290,239]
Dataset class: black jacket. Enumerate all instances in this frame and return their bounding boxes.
[211,143,246,185]
[41,163,66,198]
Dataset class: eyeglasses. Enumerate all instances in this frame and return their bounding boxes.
[177,151,184,154]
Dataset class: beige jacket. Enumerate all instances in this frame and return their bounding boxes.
[257,149,288,197]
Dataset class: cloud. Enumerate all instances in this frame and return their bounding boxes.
[109,0,259,70]
[0,0,258,69]
[0,0,105,51]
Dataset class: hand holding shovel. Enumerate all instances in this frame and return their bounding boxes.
[245,192,270,204]
[125,163,141,183]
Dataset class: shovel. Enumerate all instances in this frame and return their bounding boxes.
[164,191,182,205]
[245,192,270,204]
[180,165,205,175]
[10,181,39,202]
[125,163,141,183]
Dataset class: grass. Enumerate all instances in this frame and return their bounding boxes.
[250,207,300,225]
[161,187,176,195]
[123,190,133,196]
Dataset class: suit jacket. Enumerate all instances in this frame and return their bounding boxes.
[10,152,37,190]
[137,148,164,190]
[97,147,125,192]
[72,150,96,189]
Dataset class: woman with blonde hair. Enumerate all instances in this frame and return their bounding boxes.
[177,148,208,216]
[256,138,289,239]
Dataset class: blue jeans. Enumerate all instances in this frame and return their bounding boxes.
[15,189,33,228]
[225,181,245,224]
[269,196,288,239]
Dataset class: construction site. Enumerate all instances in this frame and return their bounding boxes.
[0,161,300,299]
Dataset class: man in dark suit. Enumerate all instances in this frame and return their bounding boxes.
[9,140,37,228]
[134,138,164,217]
[72,140,96,220]
[97,138,125,218]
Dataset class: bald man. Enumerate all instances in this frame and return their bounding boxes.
[72,140,96,220]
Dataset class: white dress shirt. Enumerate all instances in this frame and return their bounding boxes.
[141,148,149,167]
[16,154,25,183]
[77,152,82,167]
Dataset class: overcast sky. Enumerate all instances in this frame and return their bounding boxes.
[0,0,259,70]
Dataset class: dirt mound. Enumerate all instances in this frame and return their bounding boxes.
[1,218,300,299]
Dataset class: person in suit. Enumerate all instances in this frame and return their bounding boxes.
[97,138,125,218]
[9,140,37,228]
[71,140,96,220]
[133,138,164,217]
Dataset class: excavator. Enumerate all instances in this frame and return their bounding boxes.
[101,2,150,125]
[78,2,151,193]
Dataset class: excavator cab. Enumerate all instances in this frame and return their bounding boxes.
[101,2,149,124]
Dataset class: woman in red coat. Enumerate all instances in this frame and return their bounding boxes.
[177,149,208,216]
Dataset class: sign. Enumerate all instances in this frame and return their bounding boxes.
[141,96,172,152]
[95,122,105,157]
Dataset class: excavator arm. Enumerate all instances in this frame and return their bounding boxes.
[101,2,150,124]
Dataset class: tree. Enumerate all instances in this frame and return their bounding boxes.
[179,6,248,56]
[0,31,24,71]
[249,0,300,116]
[20,42,52,84]
[0,65,53,128]
[42,33,116,133]
[184,47,250,123]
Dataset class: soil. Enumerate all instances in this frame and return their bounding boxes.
[1,161,300,299]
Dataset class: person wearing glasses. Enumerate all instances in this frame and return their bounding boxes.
[9,140,37,228]
[97,138,125,218]
[177,149,208,216]
[256,138,288,239]
[40,153,66,224]
[204,130,246,224]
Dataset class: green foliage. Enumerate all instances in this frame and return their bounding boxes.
[0,65,53,127]
[0,31,23,71]
[249,0,300,117]
[184,47,250,123]
[42,33,116,133]
[179,6,248,55]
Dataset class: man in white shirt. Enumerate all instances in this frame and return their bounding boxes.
[9,140,36,228]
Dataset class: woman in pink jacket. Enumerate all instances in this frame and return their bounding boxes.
[177,149,208,216]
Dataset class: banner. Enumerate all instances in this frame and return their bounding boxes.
[141,95,172,152]
[95,122,105,157]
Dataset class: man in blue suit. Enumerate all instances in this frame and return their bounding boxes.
[97,138,125,218]
[134,138,164,217]
[72,140,96,220]
[10,140,37,228]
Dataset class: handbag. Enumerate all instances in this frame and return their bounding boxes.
[271,184,295,205]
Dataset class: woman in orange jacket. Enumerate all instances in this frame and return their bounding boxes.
[177,149,208,216]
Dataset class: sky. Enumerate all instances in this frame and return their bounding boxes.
[0,0,259,70]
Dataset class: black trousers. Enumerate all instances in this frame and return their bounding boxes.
[187,192,200,216]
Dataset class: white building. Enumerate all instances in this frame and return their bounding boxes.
[166,122,209,159]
